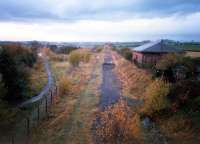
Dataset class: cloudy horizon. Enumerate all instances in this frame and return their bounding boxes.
[0,0,200,42]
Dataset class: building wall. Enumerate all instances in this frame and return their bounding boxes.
[133,52,165,65]
[142,53,163,64]
[132,52,143,63]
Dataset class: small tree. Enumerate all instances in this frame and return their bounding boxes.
[81,50,91,63]
[143,79,170,116]
[0,45,36,103]
[69,51,81,67]
[119,48,133,61]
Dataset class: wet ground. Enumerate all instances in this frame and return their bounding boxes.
[99,48,122,110]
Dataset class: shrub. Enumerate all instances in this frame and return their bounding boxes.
[94,101,142,144]
[0,48,30,102]
[0,77,6,99]
[49,45,78,54]
[118,48,133,61]
[0,102,21,134]
[69,50,91,66]
[159,115,192,134]
[156,54,197,80]
[143,79,170,116]
[179,56,197,74]
[58,75,72,97]
[69,51,81,67]
[3,44,37,67]
[96,47,102,53]
[156,53,178,70]
[81,50,91,63]
[0,44,37,103]
[168,80,200,112]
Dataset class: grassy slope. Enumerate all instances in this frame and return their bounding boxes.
[30,51,103,144]
[112,51,151,99]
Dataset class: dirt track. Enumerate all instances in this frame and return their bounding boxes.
[99,48,122,110]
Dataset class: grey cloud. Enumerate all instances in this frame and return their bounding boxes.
[0,0,200,22]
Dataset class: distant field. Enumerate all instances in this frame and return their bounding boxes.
[176,44,200,51]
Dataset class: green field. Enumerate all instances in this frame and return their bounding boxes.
[175,43,200,51]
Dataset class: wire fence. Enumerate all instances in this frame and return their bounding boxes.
[0,58,59,144]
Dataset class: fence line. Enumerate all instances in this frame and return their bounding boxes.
[0,58,59,144]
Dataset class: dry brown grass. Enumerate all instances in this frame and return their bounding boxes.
[29,51,103,144]
[58,75,72,97]
[112,51,151,99]
[95,101,143,144]
[157,115,200,144]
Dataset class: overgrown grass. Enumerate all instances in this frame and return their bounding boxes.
[29,51,103,144]
[95,101,143,144]
[142,79,200,143]
[113,51,151,99]
[29,60,48,97]
[114,49,200,143]
[142,79,170,116]
[58,75,72,97]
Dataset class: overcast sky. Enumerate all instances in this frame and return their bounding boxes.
[0,0,200,42]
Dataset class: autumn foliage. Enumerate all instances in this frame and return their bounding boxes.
[0,44,37,102]
[69,49,91,67]
[58,75,72,97]
[94,101,142,144]
[142,79,170,116]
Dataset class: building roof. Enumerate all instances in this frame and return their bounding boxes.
[133,40,183,53]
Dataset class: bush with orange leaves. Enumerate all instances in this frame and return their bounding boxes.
[58,75,72,97]
[94,101,142,144]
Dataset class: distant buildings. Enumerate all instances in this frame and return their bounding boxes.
[132,40,183,65]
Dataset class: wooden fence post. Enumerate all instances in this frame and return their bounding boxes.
[50,91,53,104]
[27,117,30,136]
[55,86,57,97]
[37,105,40,124]
[56,85,59,97]
[45,96,48,115]
[11,135,14,144]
